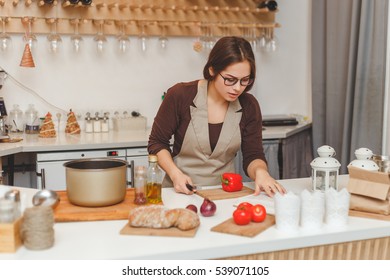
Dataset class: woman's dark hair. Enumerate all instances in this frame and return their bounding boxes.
[203,36,256,93]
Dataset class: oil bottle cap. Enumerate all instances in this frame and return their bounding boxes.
[148,154,158,162]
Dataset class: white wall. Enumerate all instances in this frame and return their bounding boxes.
[0,0,312,130]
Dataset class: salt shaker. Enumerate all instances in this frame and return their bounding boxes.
[85,112,93,133]
[4,189,21,219]
[101,112,109,133]
[133,166,147,205]
[93,112,101,133]
[0,198,15,223]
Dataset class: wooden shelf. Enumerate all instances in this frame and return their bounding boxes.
[0,0,279,37]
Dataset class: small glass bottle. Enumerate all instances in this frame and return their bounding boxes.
[146,155,163,204]
[133,166,147,205]
[85,112,93,133]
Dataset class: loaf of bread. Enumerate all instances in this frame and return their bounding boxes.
[129,205,200,231]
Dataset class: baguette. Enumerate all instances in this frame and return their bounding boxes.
[129,205,200,231]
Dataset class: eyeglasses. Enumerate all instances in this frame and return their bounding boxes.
[219,73,254,87]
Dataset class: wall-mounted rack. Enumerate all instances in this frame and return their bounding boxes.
[0,0,279,37]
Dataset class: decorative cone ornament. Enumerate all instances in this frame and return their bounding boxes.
[20,44,35,67]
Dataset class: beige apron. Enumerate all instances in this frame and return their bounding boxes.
[163,79,242,187]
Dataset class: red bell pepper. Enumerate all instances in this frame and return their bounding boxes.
[221,173,243,192]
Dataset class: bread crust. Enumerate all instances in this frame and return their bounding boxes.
[129,205,200,231]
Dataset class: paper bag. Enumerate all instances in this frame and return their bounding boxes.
[347,166,390,215]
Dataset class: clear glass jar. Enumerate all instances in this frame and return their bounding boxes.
[133,166,147,205]
[146,155,163,204]
[8,104,24,133]
[24,104,40,134]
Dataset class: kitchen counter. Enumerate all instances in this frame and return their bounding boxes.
[1,175,390,260]
[0,123,311,157]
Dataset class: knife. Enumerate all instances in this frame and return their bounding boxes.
[186,183,197,192]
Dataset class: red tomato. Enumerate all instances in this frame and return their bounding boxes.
[251,204,267,223]
[237,202,253,211]
[233,208,252,225]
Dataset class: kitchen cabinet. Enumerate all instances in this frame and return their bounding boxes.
[0,125,311,188]
[36,149,136,190]
[236,123,313,181]
[36,147,149,190]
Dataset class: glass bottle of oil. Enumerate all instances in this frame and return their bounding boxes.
[146,154,162,204]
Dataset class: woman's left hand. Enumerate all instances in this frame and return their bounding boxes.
[254,170,286,197]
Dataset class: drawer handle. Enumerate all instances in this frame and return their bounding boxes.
[36,168,46,189]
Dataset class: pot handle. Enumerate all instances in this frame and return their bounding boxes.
[36,168,46,189]
[128,160,134,187]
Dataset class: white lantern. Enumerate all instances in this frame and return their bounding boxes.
[310,145,341,191]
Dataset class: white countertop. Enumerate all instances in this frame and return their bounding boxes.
[1,175,390,260]
[0,123,311,157]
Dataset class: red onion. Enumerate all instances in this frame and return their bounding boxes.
[186,204,198,213]
[200,198,216,217]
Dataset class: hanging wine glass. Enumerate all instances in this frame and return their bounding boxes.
[23,17,37,51]
[247,25,258,51]
[0,17,12,52]
[265,28,279,52]
[138,22,148,52]
[258,28,268,51]
[94,21,107,54]
[47,19,62,53]
[117,22,130,53]
[158,24,168,50]
[193,22,203,53]
[70,19,83,53]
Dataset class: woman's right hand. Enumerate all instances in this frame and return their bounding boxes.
[170,170,195,195]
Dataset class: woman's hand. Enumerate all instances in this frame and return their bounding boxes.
[254,170,286,197]
[248,159,286,197]
[170,169,195,195]
[156,149,195,195]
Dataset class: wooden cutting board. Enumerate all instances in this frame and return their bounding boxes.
[349,210,390,221]
[120,222,199,238]
[196,186,254,200]
[54,189,139,222]
[211,214,275,238]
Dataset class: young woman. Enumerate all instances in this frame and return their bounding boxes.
[148,36,286,197]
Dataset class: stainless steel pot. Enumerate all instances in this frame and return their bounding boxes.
[63,158,128,207]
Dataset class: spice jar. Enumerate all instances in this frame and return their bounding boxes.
[93,112,101,133]
[133,166,147,205]
[101,112,109,133]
